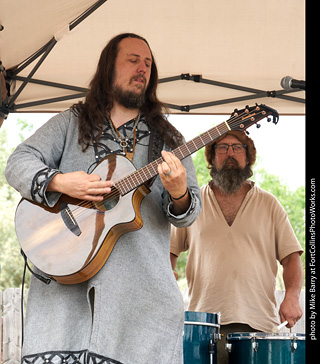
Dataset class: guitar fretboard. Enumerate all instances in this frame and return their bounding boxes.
[115,121,230,196]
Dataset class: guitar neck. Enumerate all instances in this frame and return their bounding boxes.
[115,120,230,196]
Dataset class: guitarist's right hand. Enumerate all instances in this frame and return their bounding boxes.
[47,171,114,201]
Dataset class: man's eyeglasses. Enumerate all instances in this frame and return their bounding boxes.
[214,143,247,154]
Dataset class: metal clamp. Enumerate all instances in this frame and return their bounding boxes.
[225,343,232,353]
[208,339,215,364]
[252,337,259,352]
[291,336,298,353]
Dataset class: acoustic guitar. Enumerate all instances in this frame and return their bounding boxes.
[15,104,278,284]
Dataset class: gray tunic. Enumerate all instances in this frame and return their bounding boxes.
[5,110,201,364]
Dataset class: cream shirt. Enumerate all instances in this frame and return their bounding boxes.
[170,183,303,332]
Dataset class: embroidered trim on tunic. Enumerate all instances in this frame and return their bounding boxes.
[21,351,123,364]
[31,168,61,204]
[22,350,87,364]
[87,352,123,364]
[93,117,150,163]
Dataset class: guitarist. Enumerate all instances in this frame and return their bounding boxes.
[5,33,201,364]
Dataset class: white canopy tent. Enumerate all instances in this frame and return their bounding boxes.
[0,0,305,121]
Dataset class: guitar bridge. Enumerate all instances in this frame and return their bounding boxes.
[60,201,82,236]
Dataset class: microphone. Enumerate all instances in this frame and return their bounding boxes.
[280,76,305,90]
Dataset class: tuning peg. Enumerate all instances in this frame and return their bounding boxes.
[267,117,271,122]
[256,123,261,128]
[245,131,250,135]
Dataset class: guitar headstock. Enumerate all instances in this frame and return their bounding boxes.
[228,104,279,133]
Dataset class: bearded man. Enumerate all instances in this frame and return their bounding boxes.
[170,130,303,364]
[6,33,201,364]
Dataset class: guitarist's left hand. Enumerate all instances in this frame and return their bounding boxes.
[158,151,191,215]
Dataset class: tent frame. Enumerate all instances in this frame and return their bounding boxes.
[0,0,305,117]
[2,70,304,115]
[159,73,304,112]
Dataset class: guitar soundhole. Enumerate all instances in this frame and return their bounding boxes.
[94,186,120,212]
[103,194,119,210]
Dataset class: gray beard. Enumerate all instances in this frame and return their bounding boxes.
[210,157,252,195]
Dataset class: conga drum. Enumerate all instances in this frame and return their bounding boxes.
[225,332,305,364]
[183,311,221,364]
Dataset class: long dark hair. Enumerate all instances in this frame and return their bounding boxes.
[72,33,183,150]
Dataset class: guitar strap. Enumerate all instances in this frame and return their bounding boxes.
[21,250,52,284]
[146,127,164,188]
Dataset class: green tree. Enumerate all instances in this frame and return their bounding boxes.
[0,119,32,289]
[175,149,305,290]
[253,160,305,289]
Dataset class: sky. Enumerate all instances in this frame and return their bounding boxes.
[2,112,305,191]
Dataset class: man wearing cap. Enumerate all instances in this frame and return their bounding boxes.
[170,131,303,364]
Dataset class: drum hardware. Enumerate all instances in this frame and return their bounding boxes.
[291,335,297,353]
[225,334,260,353]
[225,336,260,353]
[251,336,259,352]
[208,339,214,364]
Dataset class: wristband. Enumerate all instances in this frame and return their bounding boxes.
[171,187,189,201]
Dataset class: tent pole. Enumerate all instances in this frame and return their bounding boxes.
[161,74,305,112]
[14,76,88,93]
[14,93,88,110]
[10,39,57,76]
[70,0,109,31]
[166,90,304,112]
[7,38,57,109]
[6,0,108,112]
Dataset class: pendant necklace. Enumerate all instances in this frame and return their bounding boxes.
[108,112,141,161]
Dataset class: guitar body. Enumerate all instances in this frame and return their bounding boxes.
[15,154,150,284]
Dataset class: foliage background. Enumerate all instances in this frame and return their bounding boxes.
[0,119,34,288]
